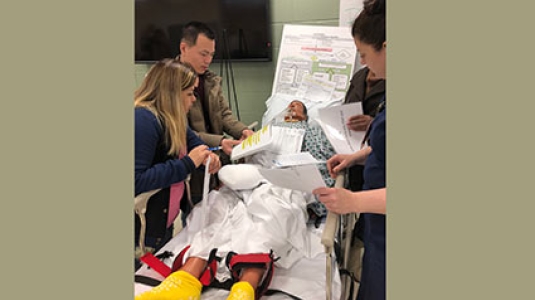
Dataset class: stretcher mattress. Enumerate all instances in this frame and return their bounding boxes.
[135,208,342,299]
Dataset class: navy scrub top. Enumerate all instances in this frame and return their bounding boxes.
[358,99,386,300]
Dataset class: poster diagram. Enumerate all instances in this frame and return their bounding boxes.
[339,0,364,28]
[271,24,357,101]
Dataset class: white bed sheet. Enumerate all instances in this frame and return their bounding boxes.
[135,209,342,300]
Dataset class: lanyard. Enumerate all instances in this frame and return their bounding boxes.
[361,99,385,149]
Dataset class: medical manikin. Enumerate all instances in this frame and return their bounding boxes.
[136,100,336,300]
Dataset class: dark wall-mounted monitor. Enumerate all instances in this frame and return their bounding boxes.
[135,0,272,63]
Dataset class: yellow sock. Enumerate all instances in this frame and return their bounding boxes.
[226,281,255,300]
[135,270,202,300]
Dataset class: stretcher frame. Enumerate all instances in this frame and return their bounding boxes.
[321,171,361,300]
[134,171,359,299]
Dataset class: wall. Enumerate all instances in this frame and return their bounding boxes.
[134,0,341,128]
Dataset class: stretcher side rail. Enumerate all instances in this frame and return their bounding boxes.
[321,171,345,300]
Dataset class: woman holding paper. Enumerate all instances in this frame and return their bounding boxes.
[134,59,221,270]
[344,66,385,193]
[313,0,387,299]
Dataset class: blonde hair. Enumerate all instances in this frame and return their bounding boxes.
[134,59,197,156]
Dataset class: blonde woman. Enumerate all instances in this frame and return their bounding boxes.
[135,59,220,270]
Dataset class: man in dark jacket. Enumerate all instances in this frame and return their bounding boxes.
[176,22,254,220]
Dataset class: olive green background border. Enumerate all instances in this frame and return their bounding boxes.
[2,1,533,299]
[1,1,133,299]
[388,1,533,299]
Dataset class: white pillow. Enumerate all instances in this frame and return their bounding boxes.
[218,164,265,190]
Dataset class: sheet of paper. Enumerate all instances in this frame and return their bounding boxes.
[270,126,306,155]
[318,102,365,154]
[271,152,322,167]
[295,74,337,103]
[259,164,326,193]
[261,93,295,126]
[272,24,357,100]
[231,125,272,160]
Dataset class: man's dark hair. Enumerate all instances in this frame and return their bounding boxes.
[181,21,216,46]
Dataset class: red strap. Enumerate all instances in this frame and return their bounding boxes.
[229,253,272,267]
[198,248,219,286]
[171,246,218,287]
[171,245,191,273]
[199,258,218,286]
[228,252,275,300]
[140,252,171,277]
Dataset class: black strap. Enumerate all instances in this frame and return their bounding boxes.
[134,275,162,287]
[264,289,302,300]
[201,278,235,293]
[155,250,174,260]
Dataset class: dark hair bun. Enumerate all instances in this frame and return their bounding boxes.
[364,0,386,16]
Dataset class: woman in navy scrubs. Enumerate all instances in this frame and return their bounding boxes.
[313,0,386,299]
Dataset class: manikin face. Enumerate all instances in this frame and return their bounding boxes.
[285,100,307,122]
[181,77,198,112]
[179,34,216,75]
[355,38,386,79]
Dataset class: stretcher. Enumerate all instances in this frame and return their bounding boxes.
[134,171,359,300]
[135,95,361,298]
